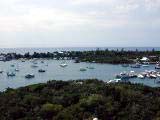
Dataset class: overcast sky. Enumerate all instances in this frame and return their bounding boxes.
[0,0,160,48]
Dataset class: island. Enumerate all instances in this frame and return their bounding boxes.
[0,79,160,120]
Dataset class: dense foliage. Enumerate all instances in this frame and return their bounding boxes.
[1,48,160,64]
[1,79,160,120]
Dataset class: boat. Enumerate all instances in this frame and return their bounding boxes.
[38,69,46,72]
[137,74,145,79]
[0,70,3,73]
[80,67,87,71]
[15,68,19,72]
[129,71,137,78]
[150,74,157,79]
[25,74,35,79]
[121,64,129,67]
[60,63,68,67]
[74,59,80,63]
[157,73,160,77]
[7,72,16,77]
[142,65,149,67]
[107,79,121,84]
[31,65,38,68]
[130,63,141,68]
[155,65,160,69]
[10,64,15,67]
[87,66,95,69]
[116,72,130,80]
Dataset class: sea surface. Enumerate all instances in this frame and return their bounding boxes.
[0,59,160,91]
[0,47,160,54]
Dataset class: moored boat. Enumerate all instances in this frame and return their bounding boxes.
[60,63,68,67]
[7,72,16,77]
[38,69,46,72]
[80,67,87,71]
[25,74,35,79]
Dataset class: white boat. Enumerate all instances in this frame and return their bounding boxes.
[157,74,160,77]
[142,65,149,67]
[150,74,157,79]
[7,72,16,77]
[80,67,87,71]
[25,74,35,79]
[116,72,130,79]
[15,69,19,72]
[107,79,121,84]
[137,74,145,79]
[60,63,68,67]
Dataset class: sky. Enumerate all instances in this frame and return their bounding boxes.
[0,0,160,48]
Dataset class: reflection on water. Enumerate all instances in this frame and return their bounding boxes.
[0,60,159,91]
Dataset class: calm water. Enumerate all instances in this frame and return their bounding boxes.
[0,59,160,91]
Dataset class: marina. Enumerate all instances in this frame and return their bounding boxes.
[0,59,160,91]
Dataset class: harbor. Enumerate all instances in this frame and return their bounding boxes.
[0,59,160,91]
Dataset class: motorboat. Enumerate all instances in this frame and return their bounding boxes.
[137,74,145,79]
[116,72,130,80]
[60,63,68,68]
[150,74,157,79]
[80,67,87,71]
[15,69,19,72]
[129,71,137,78]
[0,70,3,73]
[107,79,121,84]
[155,65,160,69]
[10,64,15,67]
[31,65,38,68]
[25,74,35,79]
[38,69,46,72]
[7,72,16,77]
[142,65,149,67]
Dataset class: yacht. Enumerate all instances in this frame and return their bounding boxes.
[116,72,130,80]
[7,72,16,77]
[137,74,145,79]
[60,63,68,67]
[107,79,121,84]
[80,67,87,71]
[38,69,46,73]
[25,74,35,79]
